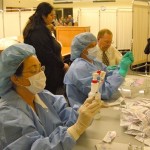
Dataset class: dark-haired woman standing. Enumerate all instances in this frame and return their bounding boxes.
[23,2,69,94]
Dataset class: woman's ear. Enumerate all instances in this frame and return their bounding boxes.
[11,75,30,87]
[11,75,20,86]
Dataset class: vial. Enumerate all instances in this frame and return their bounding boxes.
[128,143,133,150]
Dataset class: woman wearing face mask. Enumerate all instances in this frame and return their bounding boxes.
[0,43,102,150]
[64,32,134,107]
[82,42,99,62]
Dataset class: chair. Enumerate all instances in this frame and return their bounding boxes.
[131,38,150,75]
[144,38,150,74]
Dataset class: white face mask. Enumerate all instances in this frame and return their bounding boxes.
[25,71,46,94]
[86,46,99,60]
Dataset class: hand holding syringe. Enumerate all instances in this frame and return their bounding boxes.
[88,70,106,97]
[88,70,107,119]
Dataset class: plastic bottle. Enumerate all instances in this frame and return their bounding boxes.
[88,71,101,102]
[128,143,133,150]
[88,72,101,119]
[88,73,99,98]
[93,92,101,120]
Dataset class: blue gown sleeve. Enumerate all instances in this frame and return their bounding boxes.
[0,105,76,150]
[39,90,79,127]
[94,61,124,100]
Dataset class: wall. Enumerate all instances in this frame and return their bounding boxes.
[77,7,132,51]
[2,0,148,66]
[3,0,132,8]
[3,0,52,8]
[54,0,133,8]
[0,0,3,9]
[0,6,132,51]
[0,0,133,49]
[132,1,150,65]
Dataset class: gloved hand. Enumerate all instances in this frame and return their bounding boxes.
[67,97,102,140]
[119,51,134,77]
[107,65,117,71]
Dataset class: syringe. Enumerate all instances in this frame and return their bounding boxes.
[88,72,100,99]
[88,70,106,119]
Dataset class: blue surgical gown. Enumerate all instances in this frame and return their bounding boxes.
[0,89,78,150]
[64,58,124,107]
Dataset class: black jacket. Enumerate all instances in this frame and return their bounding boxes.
[24,25,65,94]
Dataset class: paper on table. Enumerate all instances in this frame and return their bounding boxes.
[120,98,150,146]
[103,131,116,143]
[95,141,150,150]
[106,97,125,107]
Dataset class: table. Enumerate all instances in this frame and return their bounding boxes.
[73,108,142,150]
[73,74,150,149]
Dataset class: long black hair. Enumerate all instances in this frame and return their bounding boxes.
[23,2,54,38]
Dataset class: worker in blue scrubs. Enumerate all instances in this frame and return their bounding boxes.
[0,43,102,150]
[64,32,134,107]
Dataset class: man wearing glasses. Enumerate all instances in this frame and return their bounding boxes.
[96,28,122,66]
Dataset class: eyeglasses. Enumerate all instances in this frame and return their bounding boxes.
[103,40,114,45]
[50,13,56,17]
[23,66,45,75]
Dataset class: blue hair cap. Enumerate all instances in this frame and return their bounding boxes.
[0,43,36,96]
[70,32,97,61]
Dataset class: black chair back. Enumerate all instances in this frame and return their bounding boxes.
[144,38,150,54]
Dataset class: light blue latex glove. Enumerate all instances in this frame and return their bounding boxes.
[67,97,102,140]
[119,51,134,77]
[107,65,117,71]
